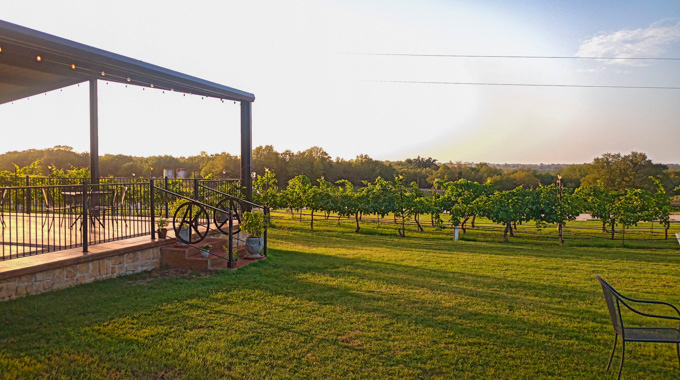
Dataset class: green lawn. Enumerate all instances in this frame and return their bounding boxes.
[1,216,680,379]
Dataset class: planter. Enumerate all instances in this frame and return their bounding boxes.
[200,249,210,258]
[157,228,167,239]
[175,227,190,247]
[245,237,264,258]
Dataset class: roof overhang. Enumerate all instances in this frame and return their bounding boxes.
[0,19,255,105]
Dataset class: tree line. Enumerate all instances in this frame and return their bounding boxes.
[1,146,679,196]
[253,170,674,245]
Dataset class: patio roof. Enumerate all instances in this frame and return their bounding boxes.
[0,19,255,104]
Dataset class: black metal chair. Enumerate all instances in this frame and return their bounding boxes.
[42,187,72,231]
[596,275,680,379]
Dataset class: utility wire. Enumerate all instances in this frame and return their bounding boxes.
[374,80,680,90]
[351,53,680,61]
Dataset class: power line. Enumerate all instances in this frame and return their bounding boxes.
[374,80,680,90]
[351,53,680,61]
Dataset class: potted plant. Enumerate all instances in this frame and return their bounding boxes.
[200,244,212,258]
[241,210,266,258]
[156,218,168,239]
[223,244,239,263]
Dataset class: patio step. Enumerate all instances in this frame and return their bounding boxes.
[160,237,244,271]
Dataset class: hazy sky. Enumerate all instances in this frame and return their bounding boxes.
[1,0,679,164]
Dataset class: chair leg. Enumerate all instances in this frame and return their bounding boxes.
[617,340,625,380]
[676,343,679,370]
[607,334,618,371]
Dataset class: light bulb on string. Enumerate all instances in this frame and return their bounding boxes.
[36,55,42,62]
[71,64,76,69]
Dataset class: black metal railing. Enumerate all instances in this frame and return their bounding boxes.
[1,177,249,261]
[153,182,251,268]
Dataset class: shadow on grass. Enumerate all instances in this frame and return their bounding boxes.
[1,226,679,378]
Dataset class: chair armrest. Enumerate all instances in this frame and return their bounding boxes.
[619,298,680,322]
[615,291,680,317]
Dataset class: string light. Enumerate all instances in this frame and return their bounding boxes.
[150,84,154,88]
[126,77,131,82]
[100,71,105,76]
[36,55,42,62]
[0,46,3,53]
[71,64,76,69]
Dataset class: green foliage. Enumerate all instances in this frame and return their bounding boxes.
[156,218,168,229]
[533,185,584,225]
[2,218,680,379]
[479,187,532,241]
[253,168,280,209]
[241,211,266,237]
[284,175,311,216]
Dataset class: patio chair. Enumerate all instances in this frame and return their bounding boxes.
[596,275,680,379]
[42,187,72,231]
[110,186,128,226]
[0,187,7,228]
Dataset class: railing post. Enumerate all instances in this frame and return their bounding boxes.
[164,176,169,218]
[150,179,156,240]
[264,207,268,256]
[193,178,199,201]
[25,175,31,214]
[228,209,234,268]
[82,181,88,253]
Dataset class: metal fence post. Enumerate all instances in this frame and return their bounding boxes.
[82,181,88,253]
[150,179,156,240]
[228,210,234,268]
[25,175,31,214]
[264,207,268,256]
[164,176,169,218]
[193,178,199,201]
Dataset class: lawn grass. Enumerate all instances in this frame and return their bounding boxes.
[1,215,680,379]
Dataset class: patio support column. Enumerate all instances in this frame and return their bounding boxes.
[240,101,253,204]
[89,79,100,184]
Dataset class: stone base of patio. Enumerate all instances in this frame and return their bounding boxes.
[0,230,249,302]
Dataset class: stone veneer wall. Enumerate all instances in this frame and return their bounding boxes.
[0,247,161,302]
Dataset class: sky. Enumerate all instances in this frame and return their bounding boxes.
[1,0,679,164]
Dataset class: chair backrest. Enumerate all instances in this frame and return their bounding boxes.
[118,186,128,205]
[596,275,624,336]
[42,187,54,207]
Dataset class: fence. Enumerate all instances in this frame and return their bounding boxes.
[1,178,244,261]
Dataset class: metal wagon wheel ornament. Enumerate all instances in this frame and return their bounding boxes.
[213,198,242,234]
[173,201,209,244]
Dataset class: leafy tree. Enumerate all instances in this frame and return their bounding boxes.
[335,179,363,233]
[253,168,280,211]
[316,178,337,221]
[613,188,654,246]
[443,179,491,233]
[532,184,584,244]
[581,152,667,192]
[479,187,532,242]
[576,183,620,238]
[284,175,311,221]
[362,177,394,228]
[390,176,413,237]
[649,177,672,239]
